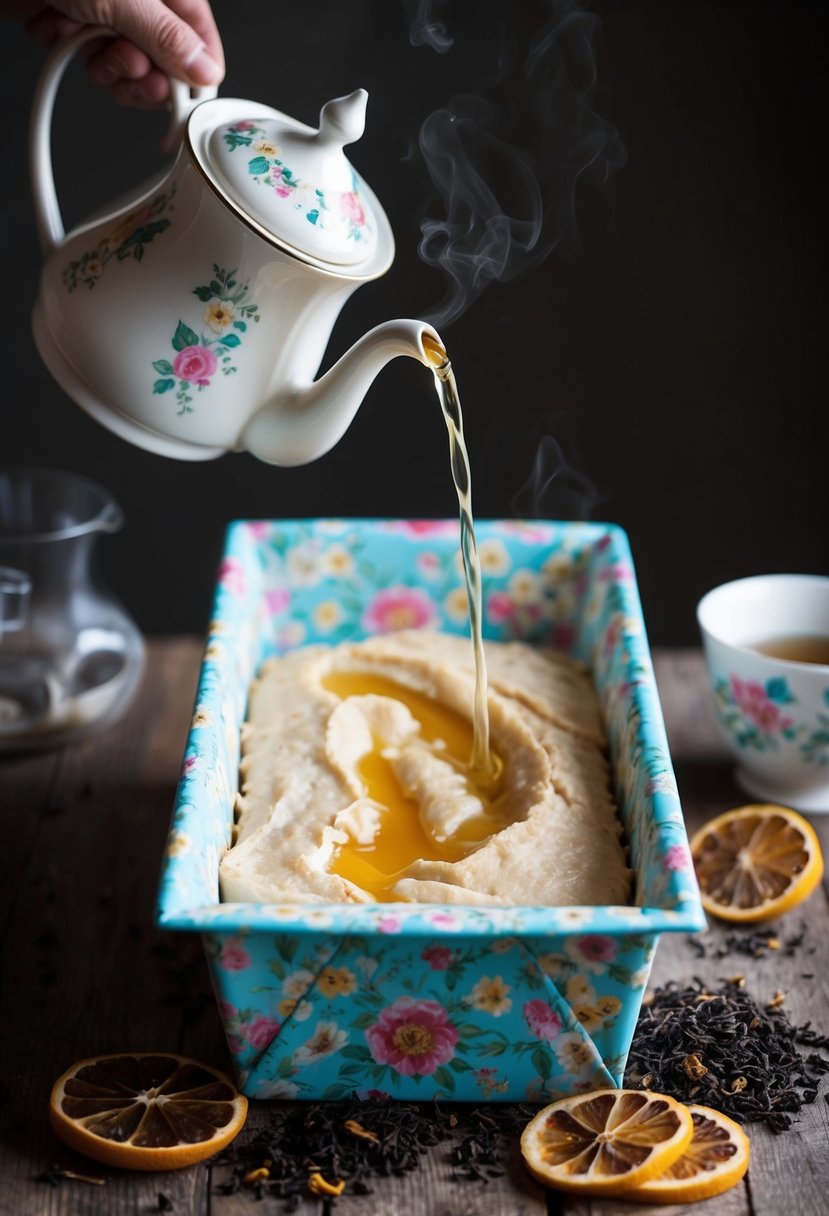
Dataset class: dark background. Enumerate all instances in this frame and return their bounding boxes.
[1,0,826,644]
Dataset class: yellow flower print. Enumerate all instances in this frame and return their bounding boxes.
[537,952,569,980]
[278,997,313,1022]
[595,994,622,1019]
[443,586,468,624]
[204,300,236,332]
[254,140,279,157]
[566,975,597,1006]
[464,975,512,1017]
[316,966,357,998]
[478,538,511,576]
[322,545,355,578]
[191,706,212,728]
[313,600,343,633]
[508,568,542,605]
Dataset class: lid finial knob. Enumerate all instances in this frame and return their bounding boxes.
[317,89,368,147]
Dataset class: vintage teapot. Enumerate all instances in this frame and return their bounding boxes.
[30,27,441,465]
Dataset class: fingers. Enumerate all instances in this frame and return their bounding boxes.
[83,0,224,88]
[10,0,226,110]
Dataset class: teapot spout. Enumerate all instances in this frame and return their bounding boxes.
[240,319,441,466]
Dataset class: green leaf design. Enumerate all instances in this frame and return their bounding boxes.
[233,321,247,332]
[433,1065,455,1091]
[172,321,199,351]
[193,286,213,301]
[448,1057,472,1073]
[153,359,174,375]
[531,1045,552,1080]
[340,1044,373,1062]
[248,156,270,175]
[153,378,175,394]
[221,333,241,347]
[306,209,319,225]
[268,959,285,980]
[350,1011,376,1029]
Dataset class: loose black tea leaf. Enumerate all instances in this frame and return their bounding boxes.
[214,1099,532,1209]
[625,979,829,1132]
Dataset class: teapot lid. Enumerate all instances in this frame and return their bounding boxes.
[186,90,391,272]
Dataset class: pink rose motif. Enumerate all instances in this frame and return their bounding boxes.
[275,186,291,198]
[181,753,198,777]
[219,1000,239,1021]
[235,120,255,131]
[356,1088,390,1100]
[487,591,515,624]
[265,586,291,616]
[218,556,246,599]
[663,844,691,872]
[730,676,792,733]
[421,946,455,971]
[365,996,459,1076]
[340,190,366,226]
[417,552,441,578]
[377,916,402,934]
[363,586,437,634]
[220,939,252,972]
[384,520,458,537]
[173,344,218,386]
[242,1014,281,1051]
[575,935,617,965]
[523,999,563,1041]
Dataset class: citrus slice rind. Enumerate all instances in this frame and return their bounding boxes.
[49,1052,247,1171]
[690,804,824,923]
[520,1089,694,1195]
[625,1104,750,1204]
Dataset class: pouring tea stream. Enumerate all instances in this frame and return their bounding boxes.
[30,26,442,465]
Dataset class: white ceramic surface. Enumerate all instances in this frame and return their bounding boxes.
[29,28,436,465]
[697,574,829,811]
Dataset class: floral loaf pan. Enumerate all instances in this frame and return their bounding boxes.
[156,519,705,1101]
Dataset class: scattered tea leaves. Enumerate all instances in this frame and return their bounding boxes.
[626,979,829,1132]
[214,1099,533,1208]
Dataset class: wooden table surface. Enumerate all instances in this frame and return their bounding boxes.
[1,641,827,1216]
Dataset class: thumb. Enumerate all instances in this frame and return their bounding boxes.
[92,0,224,86]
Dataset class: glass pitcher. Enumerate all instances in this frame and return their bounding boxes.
[0,469,144,749]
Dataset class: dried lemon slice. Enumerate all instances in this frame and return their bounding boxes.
[520,1089,694,1194]
[49,1053,247,1171]
[625,1104,750,1204]
[690,804,823,923]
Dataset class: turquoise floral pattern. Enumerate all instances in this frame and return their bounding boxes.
[222,120,369,241]
[63,186,176,292]
[151,265,260,414]
[714,673,798,750]
[801,690,829,766]
[715,674,829,765]
[157,520,706,1101]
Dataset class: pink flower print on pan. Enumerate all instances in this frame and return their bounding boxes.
[486,591,515,624]
[421,946,455,971]
[220,938,252,972]
[565,935,617,974]
[663,844,691,872]
[218,557,246,600]
[365,996,459,1076]
[523,999,563,1041]
[362,586,438,634]
[242,1014,281,1051]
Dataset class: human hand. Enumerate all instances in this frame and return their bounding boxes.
[4,0,225,107]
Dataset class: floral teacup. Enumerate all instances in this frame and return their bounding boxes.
[697,575,829,812]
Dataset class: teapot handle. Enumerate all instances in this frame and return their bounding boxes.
[29,25,218,256]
